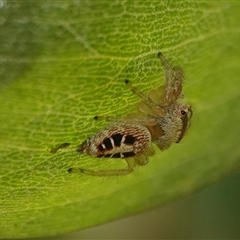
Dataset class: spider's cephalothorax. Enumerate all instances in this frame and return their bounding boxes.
[52,52,192,176]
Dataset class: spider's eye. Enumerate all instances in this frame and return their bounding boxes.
[181,110,186,115]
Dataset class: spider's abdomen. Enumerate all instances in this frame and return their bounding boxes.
[77,123,152,158]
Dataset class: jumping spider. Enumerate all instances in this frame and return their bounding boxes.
[51,52,192,176]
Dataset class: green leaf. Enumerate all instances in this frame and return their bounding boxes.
[1,1,240,238]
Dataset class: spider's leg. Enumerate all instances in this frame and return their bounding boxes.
[125,79,149,102]
[125,79,165,117]
[50,142,71,153]
[158,52,184,104]
[68,158,135,176]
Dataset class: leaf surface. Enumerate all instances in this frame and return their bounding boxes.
[0,1,240,238]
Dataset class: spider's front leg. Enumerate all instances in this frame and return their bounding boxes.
[158,52,184,105]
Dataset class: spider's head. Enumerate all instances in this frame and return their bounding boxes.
[174,103,192,143]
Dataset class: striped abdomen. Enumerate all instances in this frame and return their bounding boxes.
[77,123,151,158]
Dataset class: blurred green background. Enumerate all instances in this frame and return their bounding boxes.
[44,171,240,239]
